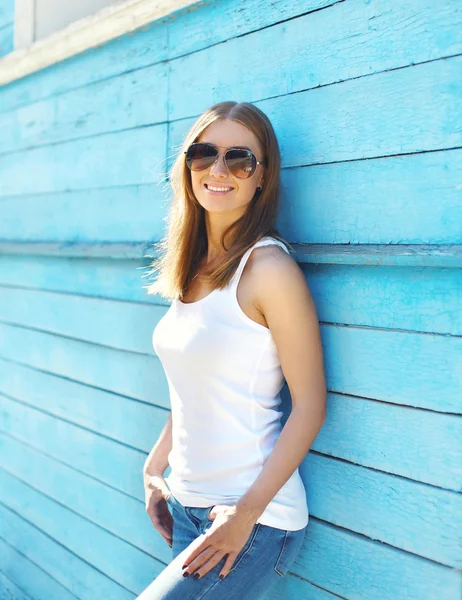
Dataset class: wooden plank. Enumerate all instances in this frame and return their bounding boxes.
[278,148,462,245]
[0,432,170,562]
[0,400,460,567]
[0,468,166,595]
[0,323,171,409]
[295,520,461,600]
[2,359,461,491]
[313,393,462,493]
[0,286,166,355]
[303,453,462,568]
[0,503,134,600]
[0,150,461,245]
[0,62,168,153]
[0,124,167,197]
[0,570,33,600]
[0,537,79,600]
[0,185,168,243]
[0,313,460,412]
[0,394,150,498]
[0,359,168,450]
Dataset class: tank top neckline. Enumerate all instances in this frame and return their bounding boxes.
[176,235,280,307]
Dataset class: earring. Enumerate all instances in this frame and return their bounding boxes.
[257,185,262,191]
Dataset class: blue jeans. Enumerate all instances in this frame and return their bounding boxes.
[136,492,307,599]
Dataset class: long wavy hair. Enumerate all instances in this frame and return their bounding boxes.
[144,101,292,301]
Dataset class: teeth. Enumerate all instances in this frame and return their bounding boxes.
[207,184,233,192]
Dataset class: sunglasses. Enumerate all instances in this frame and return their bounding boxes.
[184,142,265,179]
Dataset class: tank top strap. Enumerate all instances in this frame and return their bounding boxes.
[230,236,290,290]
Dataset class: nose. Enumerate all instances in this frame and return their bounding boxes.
[209,152,229,178]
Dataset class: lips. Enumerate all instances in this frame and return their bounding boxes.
[204,183,234,192]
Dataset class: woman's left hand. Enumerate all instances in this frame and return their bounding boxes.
[181,504,258,579]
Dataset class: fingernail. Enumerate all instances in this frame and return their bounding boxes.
[219,574,224,580]
[183,571,190,578]
[194,573,200,579]
[182,565,187,570]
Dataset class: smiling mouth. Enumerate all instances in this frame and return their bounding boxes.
[204,183,235,193]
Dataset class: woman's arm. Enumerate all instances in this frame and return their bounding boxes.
[143,412,173,477]
[235,246,327,523]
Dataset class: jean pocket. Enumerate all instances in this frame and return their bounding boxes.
[226,523,261,574]
[273,527,306,577]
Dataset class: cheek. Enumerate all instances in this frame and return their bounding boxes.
[191,175,203,196]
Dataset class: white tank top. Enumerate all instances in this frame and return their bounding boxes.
[152,236,309,531]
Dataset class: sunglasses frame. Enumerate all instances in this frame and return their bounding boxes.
[184,142,266,179]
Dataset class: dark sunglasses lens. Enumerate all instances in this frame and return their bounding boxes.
[186,143,217,171]
[226,149,255,178]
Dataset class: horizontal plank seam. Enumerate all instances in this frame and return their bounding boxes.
[1,244,461,267]
[0,567,34,600]
[0,499,138,594]
[309,450,462,495]
[310,515,460,570]
[1,294,457,340]
[0,390,155,454]
[0,353,169,411]
[174,51,462,123]
[0,533,81,599]
[0,461,167,564]
[332,389,462,417]
[0,317,164,355]
[0,429,146,504]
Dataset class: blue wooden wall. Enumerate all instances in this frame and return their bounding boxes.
[0,1,461,598]
[0,0,14,57]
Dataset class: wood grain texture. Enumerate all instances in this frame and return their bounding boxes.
[0,537,79,600]
[1,1,461,598]
[0,503,134,600]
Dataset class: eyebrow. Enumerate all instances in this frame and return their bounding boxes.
[201,142,254,152]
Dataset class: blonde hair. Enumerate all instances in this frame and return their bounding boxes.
[144,101,292,301]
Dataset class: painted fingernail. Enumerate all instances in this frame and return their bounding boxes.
[194,572,200,579]
[219,574,224,580]
[182,565,187,570]
[182,571,190,577]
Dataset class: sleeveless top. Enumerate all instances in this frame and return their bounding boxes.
[152,236,309,531]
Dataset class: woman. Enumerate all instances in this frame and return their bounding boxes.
[139,101,326,599]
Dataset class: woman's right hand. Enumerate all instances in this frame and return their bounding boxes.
[143,473,174,547]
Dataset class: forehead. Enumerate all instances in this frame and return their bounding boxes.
[197,119,262,155]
